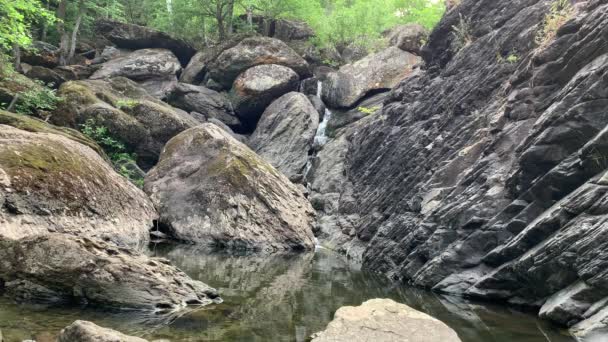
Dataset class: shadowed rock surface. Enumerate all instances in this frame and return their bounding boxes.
[144,123,315,251]
[311,298,462,342]
[207,36,311,88]
[249,92,319,182]
[0,124,156,248]
[0,234,220,310]
[58,321,148,342]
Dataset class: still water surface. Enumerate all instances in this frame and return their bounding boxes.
[0,244,575,342]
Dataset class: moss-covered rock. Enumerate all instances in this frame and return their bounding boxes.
[144,123,315,251]
[0,125,157,248]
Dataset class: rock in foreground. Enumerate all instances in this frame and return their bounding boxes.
[58,321,147,342]
[0,234,220,310]
[0,124,156,248]
[145,123,315,251]
[311,299,461,342]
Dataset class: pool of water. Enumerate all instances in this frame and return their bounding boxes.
[0,244,575,342]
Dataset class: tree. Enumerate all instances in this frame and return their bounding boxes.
[0,0,54,50]
[199,0,237,40]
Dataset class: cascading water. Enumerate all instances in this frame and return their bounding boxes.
[313,81,332,146]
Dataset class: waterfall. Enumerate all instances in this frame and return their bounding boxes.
[313,81,332,146]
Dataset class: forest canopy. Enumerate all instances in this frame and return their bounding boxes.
[1,0,445,57]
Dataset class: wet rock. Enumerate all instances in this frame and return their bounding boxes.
[311,299,462,342]
[58,321,147,342]
[385,24,428,54]
[0,122,156,248]
[231,64,299,126]
[95,19,196,66]
[207,36,311,88]
[0,234,220,310]
[54,77,199,170]
[249,92,319,182]
[322,47,420,108]
[168,83,241,129]
[90,48,181,99]
[144,123,316,251]
[307,95,326,120]
[21,41,59,68]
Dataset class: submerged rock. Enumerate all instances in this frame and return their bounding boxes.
[0,124,156,248]
[322,46,420,108]
[0,234,220,310]
[144,123,316,251]
[311,299,461,342]
[58,321,147,342]
[207,36,311,88]
[231,64,299,126]
[90,48,181,99]
[54,77,199,169]
[249,92,319,182]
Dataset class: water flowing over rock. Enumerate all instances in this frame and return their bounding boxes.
[95,19,196,66]
[90,48,181,99]
[0,235,220,311]
[54,77,199,169]
[207,36,311,88]
[168,82,241,129]
[311,298,462,342]
[144,123,316,251]
[249,92,319,182]
[321,46,420,108]
[310,0,608,337]
[58,321,148,342]
[0,122,156,248]
[231,64,300,127]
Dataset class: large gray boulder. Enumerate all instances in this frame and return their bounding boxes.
[21,41,59,68]
[385,24,428,54]
[0,234,220,310]
[168,82,241,129]
[311,299,462,342]
[0,123,156,249]
[90,48,181,99]
[231,64,299,126]
[95,19,196,66]
[322,47,420,108]
[54,77,199,170]
[144,123,316,251]
[249,92,319,182]
[207,36,311,88]
[58,321,147,342]
[180,51,206,84]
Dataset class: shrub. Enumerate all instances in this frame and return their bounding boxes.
[535,0,574,47]
[13,81,61,115]
[358,106,380,115]
[115,99,139,110]
[452,14,473,52]
[80,118,144,187]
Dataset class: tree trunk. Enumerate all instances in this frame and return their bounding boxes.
[216,2,225,40]
[12,43,21,72]
[226,0,235,35]
[67,0,86,64]
[57,0,70,66]
[246,6,253,31]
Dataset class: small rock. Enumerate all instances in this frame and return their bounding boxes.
[58,320,148,342]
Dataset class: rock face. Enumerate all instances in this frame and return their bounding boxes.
[21,41,59,68]
[207,36,311,88]
[310,0,608,337]
[311,299,462,342]
[385,24,428,54]
[24,66,66,88]
[249,92,319,182]
[322,47,420,108]
[0,123,156,248]
[168,82,241,129]
[144,123,316,251]
[0,234,220,310]
[95,19,196,65]
[180,51,206,84]
[231,64,299,126]
[54,77,199,169]
[90,48,181,98]
[58,321,147,342]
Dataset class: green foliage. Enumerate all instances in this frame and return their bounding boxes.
[535,0,573,47]
[506,54,519,64]
[13,81,61,115]
[80,118,143,187]
[451,13,473,52]
[115,98,139,110]
[358,105,380,115]
[0,0,55,50]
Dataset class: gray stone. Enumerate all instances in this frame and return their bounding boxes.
[249,92,319,182]
[58,321,148,342]
[144,123,316,251]
[179,51,206,84]
[311,299,462,342]
[385,24,428,54]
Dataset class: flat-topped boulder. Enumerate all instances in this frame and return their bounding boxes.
[144,123,316,251]
[207,36,311,89]
[0,123,156,248]
[311,299,462,342]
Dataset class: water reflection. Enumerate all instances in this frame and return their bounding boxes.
[0,244,574,342]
